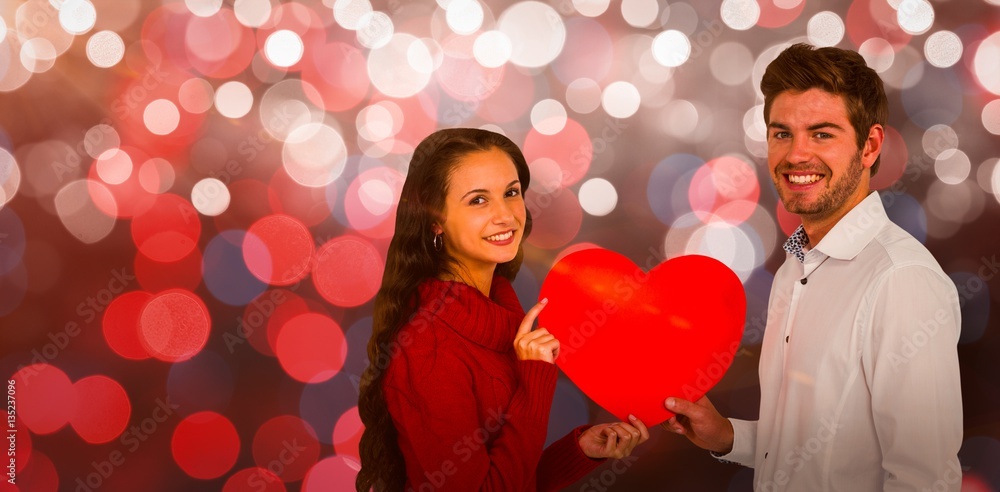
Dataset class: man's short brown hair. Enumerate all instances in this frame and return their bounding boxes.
[761,43,889,175]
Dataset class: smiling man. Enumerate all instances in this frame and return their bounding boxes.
[662,44,963,490]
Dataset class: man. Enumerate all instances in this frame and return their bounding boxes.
[663,43,963,490]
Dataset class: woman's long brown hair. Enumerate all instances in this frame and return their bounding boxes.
[356,128,533,491]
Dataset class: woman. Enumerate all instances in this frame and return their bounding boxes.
[357,128,648,491]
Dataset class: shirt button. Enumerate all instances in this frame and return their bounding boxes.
[785,336,789,343]
[764,452,768,459]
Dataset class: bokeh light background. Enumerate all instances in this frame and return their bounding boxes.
[1,0,999,490]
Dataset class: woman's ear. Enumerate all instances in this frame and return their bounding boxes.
[432,224,443,235]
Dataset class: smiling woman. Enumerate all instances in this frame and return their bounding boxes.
[356,128,649,492]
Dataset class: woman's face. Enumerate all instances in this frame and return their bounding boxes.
[435,148,526,276]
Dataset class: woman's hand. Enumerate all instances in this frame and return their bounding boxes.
[513,298,560,363]
[578,415,650,459]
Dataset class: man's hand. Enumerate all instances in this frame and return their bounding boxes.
[661,396,734,454]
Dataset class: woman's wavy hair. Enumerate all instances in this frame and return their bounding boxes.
[356,128,533,491]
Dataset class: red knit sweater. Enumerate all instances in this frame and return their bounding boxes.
[383,275,603,491]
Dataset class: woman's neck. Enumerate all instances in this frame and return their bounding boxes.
[439,264,496,297]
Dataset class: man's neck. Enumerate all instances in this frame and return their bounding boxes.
[801,188,871,247]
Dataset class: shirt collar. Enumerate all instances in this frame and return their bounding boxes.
[782,192,889,263]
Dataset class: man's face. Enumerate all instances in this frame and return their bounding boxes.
[767,88,875,222]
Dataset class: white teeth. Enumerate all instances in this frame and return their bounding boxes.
[788,174,822,184]
[486,231,513,242]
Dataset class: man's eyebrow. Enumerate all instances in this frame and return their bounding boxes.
[766,122,846,132]
[461,180,520,199]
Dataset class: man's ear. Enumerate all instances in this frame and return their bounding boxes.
[861,124,885,170]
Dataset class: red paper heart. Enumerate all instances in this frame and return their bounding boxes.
[538,249,745,426]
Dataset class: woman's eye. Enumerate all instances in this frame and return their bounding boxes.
[470,196,486,205]
[506,188,520,197]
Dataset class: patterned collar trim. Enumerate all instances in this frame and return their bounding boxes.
[783,225,810,263]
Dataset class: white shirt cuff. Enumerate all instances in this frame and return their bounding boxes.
[711,418,756,467]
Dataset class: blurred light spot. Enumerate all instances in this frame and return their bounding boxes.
[531,99,567,135]
[685,222,758,282]
[573,0,610,17]
[368,33,432,98]
[139,288,211,362]
[688,156,760,225]
[356,11,393,49]
[934,149,971,185]
[859,37,895,73]
[59,0,97,35]
[243,214,314,286]
[661,99,699,140]
[96,149,132,185]
[993,157,1000,206]
[223,468,286,492]
[302,456,361,492]
[528,158,563,194]
[975,157,998,195]
[172,412,240,479]
[135,246,203,293]
[974,32,1000,95]
[277,313,346,383]
[131,193,200,262]
[742,104,766,143]
[0,32,31,92]
[523,118,592,188]
[103,291,154,360]
[143,99,181,136]
[565,78,601,114]
[253,415,321,481]
[622,0,659,28]
[525,188,583,249]
[234,0,273,28]
[178,78,215,114]
[922,124,958,159]
[926,180,984,229]
[283,123,348,187]
[17,450,57,491]
[83,124,120,159]
[259,79,325,142]
[313,236,383,306]
[652,30,690,67]
[601,81,640,118]
[447,0,484,35]
[21,38,58,73]
[70,375,130,444]
[497,1,566,68]
[191,178,231,216]
[0,147,20,208]
[344,167,402,236]
[265,30,304,68]
[710,42,753,86]
[86,30,125,68]
[11,364,76,435]
[473,30,512,68]
[0,16,6,39]
[721,0,759,31]
[55,179,116,244]
[215,81,254,119]
[757,0,806,28]
[806,11,844,47]
[924,30,962,68]
[247,289,310,357]
[185,0,223,17]
[983,99,1000,135]
[357,102,401,142]
[333,407,364,461]
[333,0,372,30]
[0,262,26,316]
[138,158,175,194]
[958,436,1000,491]
[578,178,617,216]
[167,350,234,415]
[870,126,908,190]
[897,0,933,35]
[881,192,927,243]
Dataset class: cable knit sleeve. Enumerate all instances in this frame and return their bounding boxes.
[385,339,560,491]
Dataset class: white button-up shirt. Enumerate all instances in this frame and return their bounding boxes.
[719,192,963,491]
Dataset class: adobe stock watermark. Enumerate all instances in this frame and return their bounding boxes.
[578,454,639,492]
[16,267,136,381]
[73,397,181,492]
[407,408,511,492]
[6,379,16,486]
[756,417,844,491]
